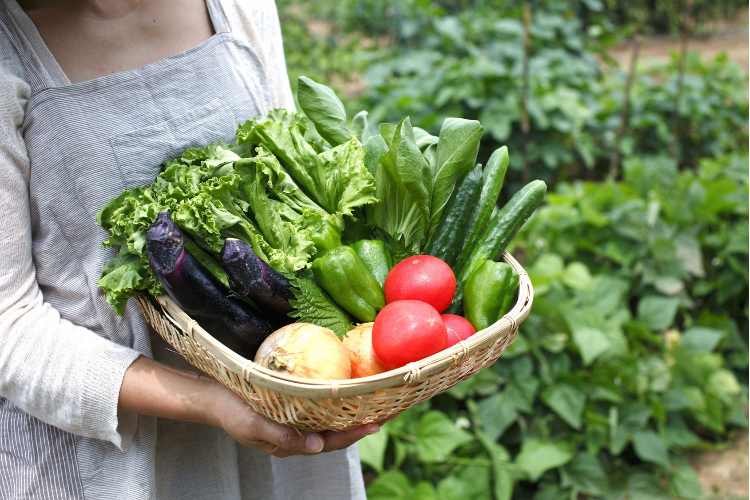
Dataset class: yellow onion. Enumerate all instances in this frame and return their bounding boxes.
[254,323,351,380]
[342,323,387,378]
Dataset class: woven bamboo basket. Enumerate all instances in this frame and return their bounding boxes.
[135,250,533,432]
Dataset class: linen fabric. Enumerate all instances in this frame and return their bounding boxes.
[0,0,366,498]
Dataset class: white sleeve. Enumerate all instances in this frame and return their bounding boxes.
[0,66,141,450]
[223,0,296,112]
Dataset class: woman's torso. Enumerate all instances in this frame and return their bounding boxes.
[0,0,365,497]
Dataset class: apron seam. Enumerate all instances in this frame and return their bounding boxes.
[0,4,52,90]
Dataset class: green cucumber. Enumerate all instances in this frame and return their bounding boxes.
[446,179,547,313]
[454,146,509,272]
[425,165,484,267]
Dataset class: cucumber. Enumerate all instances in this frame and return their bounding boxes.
[446,179,547,313]
[425,165,483,267]
[454,146,509,272]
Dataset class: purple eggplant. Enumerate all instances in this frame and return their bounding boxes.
[219,238,295,326]
[147,212,274,359]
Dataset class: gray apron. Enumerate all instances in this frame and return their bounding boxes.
[0,1,365,498]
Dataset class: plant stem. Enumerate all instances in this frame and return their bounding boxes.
[608,32,641,178]
[670,0,693,160]
[521,6,532,185]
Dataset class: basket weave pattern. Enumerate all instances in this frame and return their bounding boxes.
[135,251,533,431]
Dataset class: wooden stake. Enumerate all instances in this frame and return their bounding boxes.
[670,0,693,160]
[609,33,641,178]
[521,6,532,185]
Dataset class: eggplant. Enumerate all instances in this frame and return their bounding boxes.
[219,238,295,326]
[147,212,274,359]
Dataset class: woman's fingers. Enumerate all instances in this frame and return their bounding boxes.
[217,382,401,457]
[232,410,325,458]
[319,423,381,453]
[379,414,399,424]
[318,414,398,452]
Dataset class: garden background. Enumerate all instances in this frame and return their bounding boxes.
[276,1,749,498]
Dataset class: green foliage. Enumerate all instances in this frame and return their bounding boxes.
[593,52,749,169]
[359,153,748,499]
[352,3,606,185]
[275,1,749,496]
[280,1,747,187]
[597,0,748,36]
[276,0,366,97]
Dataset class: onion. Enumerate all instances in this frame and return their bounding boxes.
[253,323,351,380]
[342,323,387,378]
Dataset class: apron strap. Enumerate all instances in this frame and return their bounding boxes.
[0,4,55,91]
[205,0,230,35]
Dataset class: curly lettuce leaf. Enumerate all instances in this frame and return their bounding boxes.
[99,105,379,317]
[97,145,299,313]
[236,109,377,223]
[243,148,329,221]
[98,250,153,316]
[232,157,316,272]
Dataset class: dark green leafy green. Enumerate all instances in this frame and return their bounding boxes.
[359,150,747,499]
[428,118,483,240]
[297,76,352,147]
[98,100,380,319]
[287,274,352,339]
[364,118,432,258]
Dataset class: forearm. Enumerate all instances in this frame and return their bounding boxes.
[118,355,226,428]
[118,355,386,458]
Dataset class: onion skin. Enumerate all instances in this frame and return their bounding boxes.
[254,323,351,381]
[342,323,387,378]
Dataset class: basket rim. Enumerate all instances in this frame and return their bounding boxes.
[150,250,534,399]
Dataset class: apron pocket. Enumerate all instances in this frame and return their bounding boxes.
[109,98,237,190]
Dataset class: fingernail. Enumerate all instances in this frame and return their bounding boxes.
[306,434,324,453]
[365,425,380,436]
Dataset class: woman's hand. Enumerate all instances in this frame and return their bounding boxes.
[119,355,387,458]
[213,386,381,457]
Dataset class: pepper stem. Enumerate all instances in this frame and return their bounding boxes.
[309,221,342,258]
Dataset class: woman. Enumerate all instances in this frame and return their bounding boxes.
[0,0,376,498]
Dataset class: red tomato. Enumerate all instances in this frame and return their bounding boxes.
[384,255,456,312]
[372,300,448,370]
[441,314,476,347]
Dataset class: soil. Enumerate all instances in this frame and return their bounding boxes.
[689,431,749,499]
[608,10,749,72]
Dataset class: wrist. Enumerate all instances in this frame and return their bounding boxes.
[181,372,223,427]
[119,356,235,428]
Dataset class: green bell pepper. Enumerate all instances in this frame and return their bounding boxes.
[309,220,343,258]
[309,221,386,322]
[352,239,393,288]
[463,260,520,331]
